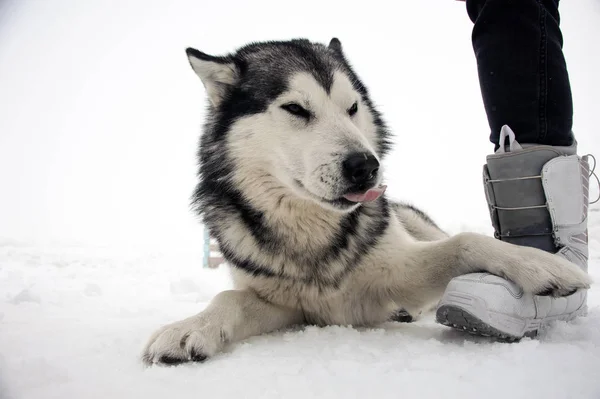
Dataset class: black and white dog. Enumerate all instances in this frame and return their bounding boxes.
[142,38,590,365]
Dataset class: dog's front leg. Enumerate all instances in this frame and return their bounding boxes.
[142,289,303,365]
[387,232,591,312]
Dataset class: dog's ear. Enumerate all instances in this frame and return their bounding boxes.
[186,47,238,108]
[328,38,343,55]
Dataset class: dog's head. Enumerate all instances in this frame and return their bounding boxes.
[188,38,391,212]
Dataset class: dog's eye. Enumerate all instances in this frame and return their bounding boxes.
[281,103,311,119]
[347,102,358,116]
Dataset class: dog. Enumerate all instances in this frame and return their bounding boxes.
[142,38,590,365]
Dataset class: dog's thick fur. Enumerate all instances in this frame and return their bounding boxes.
[142,38,590,365]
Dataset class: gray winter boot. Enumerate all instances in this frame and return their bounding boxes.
[436,125,597,340]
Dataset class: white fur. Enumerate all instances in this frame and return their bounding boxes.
[187,56,237,107]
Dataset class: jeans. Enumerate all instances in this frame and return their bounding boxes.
[466,0,574,150]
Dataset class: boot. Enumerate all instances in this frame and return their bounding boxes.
[436,125,596,340]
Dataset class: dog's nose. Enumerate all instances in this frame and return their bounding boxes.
[342,152,380,185]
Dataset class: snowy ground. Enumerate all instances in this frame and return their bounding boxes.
[1,212,599,399]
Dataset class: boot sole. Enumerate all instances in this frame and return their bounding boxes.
[436,305,534,341]
[436,301,587,341]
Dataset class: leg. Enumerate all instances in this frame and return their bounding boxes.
[436,0,593,339]
[142,289,304,365]
[391,233,590,314]
[468,0,585,253]
[468,0,574,149]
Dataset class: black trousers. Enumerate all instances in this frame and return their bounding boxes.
[466,0,574,150]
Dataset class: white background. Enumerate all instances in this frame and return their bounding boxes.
[1,0,598,250]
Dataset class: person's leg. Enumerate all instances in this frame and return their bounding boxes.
[467,0,574,150]
[436,0,591,339]
[467,0,586,257]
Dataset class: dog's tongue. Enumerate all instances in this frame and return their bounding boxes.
[343,185,387,203]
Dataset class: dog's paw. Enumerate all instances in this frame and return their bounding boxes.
[512,247,592,297]
[142,315,224,366]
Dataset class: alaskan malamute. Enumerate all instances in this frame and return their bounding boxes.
[142,38,590,364]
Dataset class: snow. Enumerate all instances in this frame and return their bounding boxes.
[0,216,599,399]
[1,0,599,398]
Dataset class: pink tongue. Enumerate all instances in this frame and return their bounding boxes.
[343,185,387,203]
